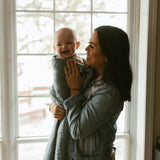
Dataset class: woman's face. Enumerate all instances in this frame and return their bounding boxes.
[85,31,107,74]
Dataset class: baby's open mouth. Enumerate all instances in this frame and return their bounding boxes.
[62,50,70,54]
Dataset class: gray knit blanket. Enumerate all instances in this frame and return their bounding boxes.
[43,56,93,160]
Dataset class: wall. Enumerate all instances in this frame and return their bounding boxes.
[154,0,160,146]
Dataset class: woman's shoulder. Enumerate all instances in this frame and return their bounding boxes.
[90,78,121,98]
[93,81,123,108]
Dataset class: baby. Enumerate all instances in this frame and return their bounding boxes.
[50,27,92,107]
[44,27,93,160]
[53,27,82,61]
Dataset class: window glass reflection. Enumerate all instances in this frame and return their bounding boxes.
[114,138,128,160]
[55,13,91,54]
[17,56,52,94]
[93,13,127,32]
[17,13,53,54]
[18,142,48,160]
[93,0,127,12]
[16,0,53,11]
[18,97,54,137]
[55,0,90,11]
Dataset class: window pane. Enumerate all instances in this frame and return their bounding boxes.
[18,142,47,160]
[117,103,128,132]
[93,13,127,32]
[16,0,53,11]
[18,97,54,136]
[117,108,125,132]
[16,13,54,54]
[17,56,52,95]
[55,13,91,54]
[55,0,90,11]
[93,0,127,12]
[114,138,129,160]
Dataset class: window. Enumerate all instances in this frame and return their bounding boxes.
[15,0,129,159]
[1,0,152,159]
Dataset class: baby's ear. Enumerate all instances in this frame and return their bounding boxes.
[53,45,56,51]
[76,41,80,49]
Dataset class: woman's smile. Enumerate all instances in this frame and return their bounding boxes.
[86,56,90,61]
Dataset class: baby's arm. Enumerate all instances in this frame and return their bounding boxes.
[49,84,63,108]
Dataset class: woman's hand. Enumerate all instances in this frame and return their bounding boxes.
[49,103,66,120]
[64,60,85,96]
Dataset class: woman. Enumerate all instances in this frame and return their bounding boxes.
[48,25,132,160]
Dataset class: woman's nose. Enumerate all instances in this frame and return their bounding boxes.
[85,45,89,51]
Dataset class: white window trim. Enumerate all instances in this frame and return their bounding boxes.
[128,0,158,160]
[0,0,157,160]
[1,0,18,159]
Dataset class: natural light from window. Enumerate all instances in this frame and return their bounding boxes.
[0,0,130,159]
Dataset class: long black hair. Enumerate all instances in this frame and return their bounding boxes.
[95,26,132,101]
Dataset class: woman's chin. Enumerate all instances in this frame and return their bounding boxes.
[85,62,92,67]
[85,61,89,66]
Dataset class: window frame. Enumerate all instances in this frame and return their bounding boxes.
[128,0,157,159]
[0,0,157,159]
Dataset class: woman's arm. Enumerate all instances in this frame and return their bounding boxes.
[49,84,64,107]
[49,85,66,120]
[49,84,58,102]
[63,87,123,139]
[63,59,123,139]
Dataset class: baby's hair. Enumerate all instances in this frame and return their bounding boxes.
[54,27,77,43]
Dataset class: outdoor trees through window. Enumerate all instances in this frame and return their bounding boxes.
[1,0,130,159]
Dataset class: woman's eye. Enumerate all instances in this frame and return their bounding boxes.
[88,42,94,49]
[89,45,94,48]
[57,44,61,46]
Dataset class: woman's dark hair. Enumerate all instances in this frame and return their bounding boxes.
[95,26,132,101]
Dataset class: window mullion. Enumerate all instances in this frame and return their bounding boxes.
[16,10,127,14]
[16,136,49,143]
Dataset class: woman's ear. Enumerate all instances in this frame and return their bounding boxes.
[76,41,80,49]
[53,45,56,51]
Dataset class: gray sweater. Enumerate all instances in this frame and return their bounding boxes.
[43,55,93,160]
[44,74,123,159]
[50,55,93,107]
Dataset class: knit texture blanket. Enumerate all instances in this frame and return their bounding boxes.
[43,56,93,160]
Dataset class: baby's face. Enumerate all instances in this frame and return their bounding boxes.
[54,29,78,58]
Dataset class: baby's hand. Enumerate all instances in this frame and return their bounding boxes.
[49,103,66,120]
